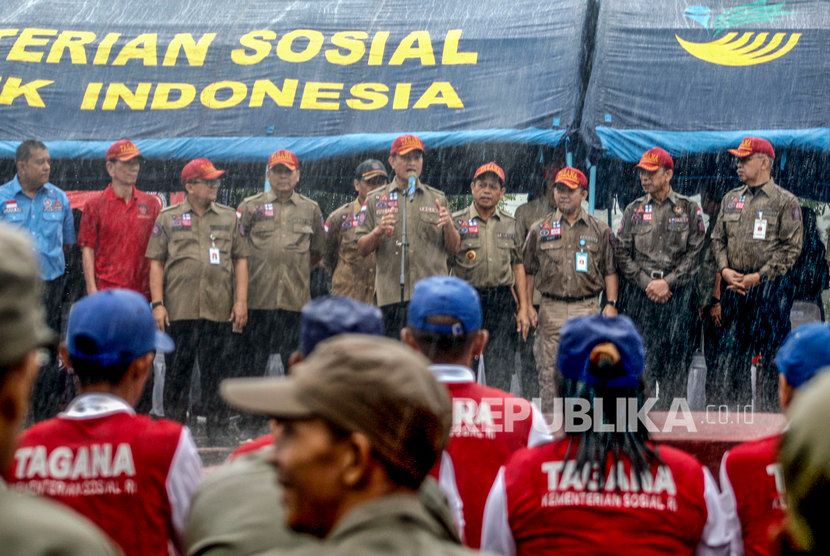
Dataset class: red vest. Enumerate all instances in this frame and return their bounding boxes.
[432,381,537,548]
[722,435,785,556]
[503,439,708,555]
[5,412,183,556]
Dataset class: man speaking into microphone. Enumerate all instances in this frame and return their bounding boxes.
[357,134,460,336]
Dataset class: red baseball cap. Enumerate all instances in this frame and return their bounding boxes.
[636,147,674,171]
[728,137,775,159]
[473,162,505,184]
[181,158,225,183]
[555,167,588,189]
[390,134,425,156]
[106,139,142,161]
[268,150,299,171]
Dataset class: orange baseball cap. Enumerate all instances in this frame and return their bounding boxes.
[636,148,674,171]
[728,137,775,159]
[106,139,142,161]
[390,134,425,156]
[181,158,225,183]
[555,167,588,189]
[268,149,299,171]
[473,162,505,184]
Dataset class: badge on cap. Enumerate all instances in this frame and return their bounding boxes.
[466,250,476,261]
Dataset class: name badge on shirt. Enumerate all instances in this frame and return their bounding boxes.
[209,247,221,265]
[753,218,767,240]
[575,252,589,273]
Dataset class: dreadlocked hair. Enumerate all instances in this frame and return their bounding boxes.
[559,364,664,493]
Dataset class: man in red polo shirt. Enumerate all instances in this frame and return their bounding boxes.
[720,323,830,556]
[79,139,161,299]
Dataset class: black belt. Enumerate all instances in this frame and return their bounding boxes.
[541,292,599,303]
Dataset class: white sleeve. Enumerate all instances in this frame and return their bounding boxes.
[695,465,731,556]
[166,426,203,552]
[437,451,466,544]
[480,467,517,556]
[528,402,554,448]
[717,451,746,556]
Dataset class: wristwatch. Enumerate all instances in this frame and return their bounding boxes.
[151,301,164,309]
[606,300,618,309]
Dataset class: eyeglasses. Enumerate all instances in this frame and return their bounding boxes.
[190,179,221,188]
[736,155,760,166]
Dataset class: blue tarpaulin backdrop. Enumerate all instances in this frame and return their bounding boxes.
[581,0,830,162]
[0,0,588,161]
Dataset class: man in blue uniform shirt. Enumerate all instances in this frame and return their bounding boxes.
[0,140,75,420]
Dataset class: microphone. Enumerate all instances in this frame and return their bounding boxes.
[408,172,416,200]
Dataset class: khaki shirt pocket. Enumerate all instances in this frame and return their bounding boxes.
[721,212,742,237]
[632,223,654,253]
[417,211,442,243]
[456,237,482,270]
[666,217,689,247]
[211,230,232,257]
[538,240,564,278]
[287,220,313,251]
[169,230,200,260]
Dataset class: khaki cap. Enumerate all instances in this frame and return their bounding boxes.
[222,334,451,485]
[0,224,57,366]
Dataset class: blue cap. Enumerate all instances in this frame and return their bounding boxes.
[67,289,174,366]
[407,276,482,336]
[300,296,384,356]
[775,323,830,389]
[557,314,645,389]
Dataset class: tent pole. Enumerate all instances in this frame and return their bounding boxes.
[588,165,597,215]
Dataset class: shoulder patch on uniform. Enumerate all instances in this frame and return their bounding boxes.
[151,223,161,237]
[792,204,802,221]
[609,231,616,246]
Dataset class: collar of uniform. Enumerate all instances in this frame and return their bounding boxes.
[645,188,678,206]
[326,493,440,542]
[7,175,23,195]
[0,476,6,490]
[468,203,502,222]
[60,392,135,420]
[271,190,299,205]
[752,179,776,197]
[352,197,364,213]
[391,179,422,195]
[103,184,136,205]
[9,175,50,198]
[552,208,586,226]
[429,364,475,384]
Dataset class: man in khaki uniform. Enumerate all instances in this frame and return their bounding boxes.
[147,158,248,442]
[451,162,529,392]
[523,167,618,410]
[615,148,705,408]
[513,165,560,400]
[710,137,803,411]
[324,159,388,304]
[221,335,485,556]
[356,134,460,336]
[0,224,120,556]
[237,149,325,376]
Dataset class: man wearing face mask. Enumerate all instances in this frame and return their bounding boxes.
[614,147,705,409]
[356,135,460,336]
